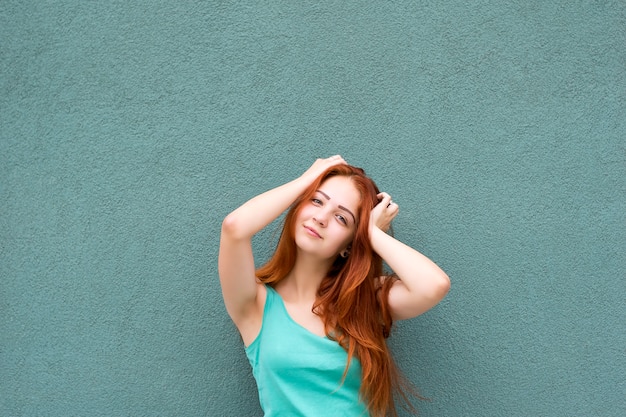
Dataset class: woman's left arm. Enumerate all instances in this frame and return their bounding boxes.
[370,192,450,320]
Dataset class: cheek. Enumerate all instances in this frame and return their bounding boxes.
[338,227,355,247]
[294,205,311,221]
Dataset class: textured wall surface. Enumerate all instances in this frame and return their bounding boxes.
[1,1,624,416]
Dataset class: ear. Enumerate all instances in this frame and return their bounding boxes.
[340,244,352,258]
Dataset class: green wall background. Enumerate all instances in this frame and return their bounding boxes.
[2,1,624,416]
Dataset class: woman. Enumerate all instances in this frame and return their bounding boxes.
[219,155,450,417]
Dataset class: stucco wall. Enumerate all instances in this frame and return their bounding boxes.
[2,1,624,416]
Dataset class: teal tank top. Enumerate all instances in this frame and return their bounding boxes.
[245,285,369,417]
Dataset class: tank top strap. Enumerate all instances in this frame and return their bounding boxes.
[263,284,278,316]
[261,285,290,327]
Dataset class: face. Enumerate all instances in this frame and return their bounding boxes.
[294,175,361,261]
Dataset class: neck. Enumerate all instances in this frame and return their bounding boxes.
[277,250,335,303]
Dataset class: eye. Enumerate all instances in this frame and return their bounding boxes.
[335,214,347,225]
[311,198,322,205]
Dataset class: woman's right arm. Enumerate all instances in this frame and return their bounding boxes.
[218,156,345,327]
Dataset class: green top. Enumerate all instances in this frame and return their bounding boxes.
[245,285,369,417]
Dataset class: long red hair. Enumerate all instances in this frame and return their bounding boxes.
[256,164,419,417]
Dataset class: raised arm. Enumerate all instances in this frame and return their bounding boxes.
[369,192,450,320]
[218,156,346,327]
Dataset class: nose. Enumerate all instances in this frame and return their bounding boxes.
[312,215,326,227]
[312,207,330,227]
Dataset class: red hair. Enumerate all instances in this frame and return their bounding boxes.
[256,164,420,417]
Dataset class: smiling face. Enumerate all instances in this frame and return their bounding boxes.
[294,175,361,261]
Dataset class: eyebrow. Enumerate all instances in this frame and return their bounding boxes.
[316,190,357,224]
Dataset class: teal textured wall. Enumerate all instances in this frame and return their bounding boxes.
[2,1,624,416]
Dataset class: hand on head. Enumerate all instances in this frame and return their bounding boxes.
[370,192,399,233]
[301,155,347,183]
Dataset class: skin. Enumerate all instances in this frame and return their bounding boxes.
[219,156,450,346]
[293,176,360,270]
[278,175,361,338]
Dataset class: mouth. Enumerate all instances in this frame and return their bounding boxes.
[304,225,322,239]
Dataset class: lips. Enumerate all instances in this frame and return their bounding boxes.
[304,225,322,239]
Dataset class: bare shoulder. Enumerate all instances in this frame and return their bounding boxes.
[233,283,268,347]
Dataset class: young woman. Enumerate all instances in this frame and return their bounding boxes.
[218,155,450,417]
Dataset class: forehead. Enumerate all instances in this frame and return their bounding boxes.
[318,176,361,210]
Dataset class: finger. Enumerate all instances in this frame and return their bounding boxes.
[377,192,391,203]
[329,155,346,165]
[385,199,399,215]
